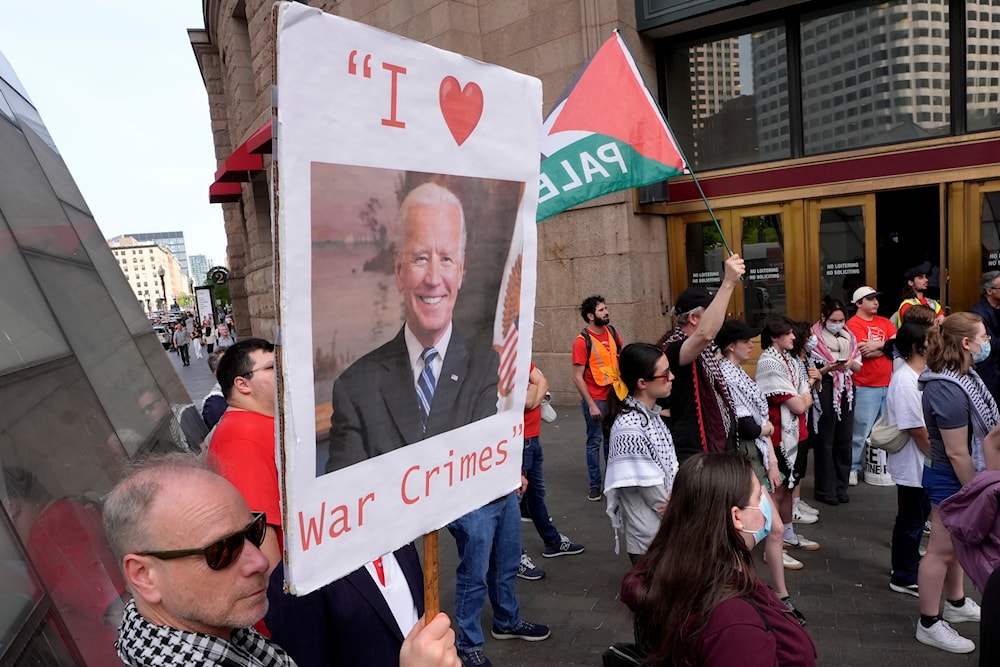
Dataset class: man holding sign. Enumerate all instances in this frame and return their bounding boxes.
[326,182,500,472]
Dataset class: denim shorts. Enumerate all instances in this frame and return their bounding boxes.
[922,463,962,508]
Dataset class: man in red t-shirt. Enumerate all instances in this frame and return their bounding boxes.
[846,286,897,485]
[572,295,623,501]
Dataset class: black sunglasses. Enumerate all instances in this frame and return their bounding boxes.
[138,512,267,570]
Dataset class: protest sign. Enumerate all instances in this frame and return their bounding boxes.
[274,2,541,594]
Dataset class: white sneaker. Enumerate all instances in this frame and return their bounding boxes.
[849,470,859,486]
[783,533,820,551]
[792,505,818,524]
[942,597,981,624]
[795,500,820,517]
[764,549,804,570]
[915,619,975,654]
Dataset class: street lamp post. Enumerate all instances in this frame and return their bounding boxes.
[157,265,166,311]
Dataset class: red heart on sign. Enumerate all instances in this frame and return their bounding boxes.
[439,76,483,146]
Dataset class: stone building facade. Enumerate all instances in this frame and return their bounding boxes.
[189,0,674,401]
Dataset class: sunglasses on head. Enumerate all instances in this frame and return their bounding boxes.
[138,512,267,570]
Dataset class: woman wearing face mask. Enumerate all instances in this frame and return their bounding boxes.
[755,316,820,558]
[913,312,998,653]
[808,297,862,506]
[604,343,679,564]
[620,453,816,667]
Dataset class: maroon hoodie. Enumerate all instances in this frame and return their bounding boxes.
[939,471,1000,594]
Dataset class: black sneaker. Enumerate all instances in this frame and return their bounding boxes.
[459,649,493,667]
[490,620,551,641]
[587,486,602,501]
[889,581,919,597]
[517,551,545,580]
[780,596,806,626]
[542,534,585,558]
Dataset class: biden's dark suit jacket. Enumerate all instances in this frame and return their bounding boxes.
[265,543,424,667]
[326,326,500,473]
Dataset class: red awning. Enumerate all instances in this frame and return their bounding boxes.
[209,120,272,201]
[209,181,242,204]
[246,120,272,154]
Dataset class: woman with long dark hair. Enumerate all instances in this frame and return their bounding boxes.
[603,343,679,563]
[808,297,861,505]
[622,453,816,666]
[755,316,820,558]
[913,312,996,653]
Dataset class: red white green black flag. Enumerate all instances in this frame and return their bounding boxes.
[537,30,687,222]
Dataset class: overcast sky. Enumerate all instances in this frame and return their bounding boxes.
[0,2,229,265]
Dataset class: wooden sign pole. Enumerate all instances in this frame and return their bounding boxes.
[423,530,440,617]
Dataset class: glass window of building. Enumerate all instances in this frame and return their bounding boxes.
[665,23,789,170]
[819,206,866,306]
[967,0,1000,131]
[801,0,951,155]
[685,222,727,290]
[981,192,1000,272]
[742,215,786,326]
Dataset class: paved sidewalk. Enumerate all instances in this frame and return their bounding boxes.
[166,350,983,666]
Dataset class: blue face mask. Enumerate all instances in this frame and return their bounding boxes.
[825,322,844,335]
[974,340,992,364]
[805,335,819,354]
[740,493,773,547]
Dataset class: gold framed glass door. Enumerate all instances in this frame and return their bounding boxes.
[805,195,876,315]
[668,203,799,323]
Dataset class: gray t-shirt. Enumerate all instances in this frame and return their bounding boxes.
[921,379,970,472]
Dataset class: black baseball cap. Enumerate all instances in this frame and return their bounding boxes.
[904,261,933,282]
[675,286,714,314]
[715,320,762,351]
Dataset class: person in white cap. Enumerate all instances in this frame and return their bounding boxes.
[845,286,897,487]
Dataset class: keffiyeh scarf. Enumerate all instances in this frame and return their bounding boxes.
[808,320,857,430]
[920,367,1000,472]
[605,397,680,553]
[755,347,808,487]
[718,358,771,470]
[663,327,735,449]
[117,600,296,667]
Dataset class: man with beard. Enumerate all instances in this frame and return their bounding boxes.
[571,295,624,501]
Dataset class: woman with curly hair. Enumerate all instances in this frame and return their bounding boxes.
[621,453,816,666]
[603,343,679,564]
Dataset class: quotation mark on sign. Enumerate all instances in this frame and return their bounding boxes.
[346,50,407,129]
[347,50,372,78]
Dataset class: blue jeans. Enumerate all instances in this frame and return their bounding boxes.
[852,385,887,472]
[523,437,561,547]
[581,399,608,487]
[447,492,521,652]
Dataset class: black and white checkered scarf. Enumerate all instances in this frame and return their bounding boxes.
[117,600,295,667]
[920,367,999,473]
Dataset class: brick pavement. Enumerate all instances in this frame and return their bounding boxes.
[166,351,983,666]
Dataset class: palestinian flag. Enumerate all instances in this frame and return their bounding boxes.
[537,30,687,222]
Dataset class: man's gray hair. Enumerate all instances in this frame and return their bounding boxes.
[103,453,208,566]
[982,270,1000,294]
[395,182,467,259]
[677,306,705,327]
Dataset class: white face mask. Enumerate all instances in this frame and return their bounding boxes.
[826,322,845,335]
